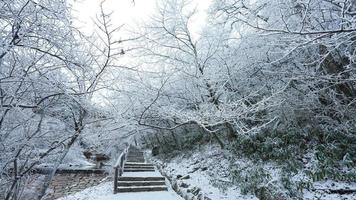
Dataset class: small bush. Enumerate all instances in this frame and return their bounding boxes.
[230,127,355,181]
[230,164,283,199]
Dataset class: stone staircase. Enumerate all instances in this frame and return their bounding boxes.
[116,146,168,193]
[124,162,155,172]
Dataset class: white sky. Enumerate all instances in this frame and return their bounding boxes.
[71,0,212,38]
[70,0,212,106]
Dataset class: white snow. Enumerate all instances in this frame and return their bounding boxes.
[303,180,356,200]
[150,145,258,200]
[58,164,182,200]
[149,144,356,200]
[57,181,183,200]
[122,171,162,177]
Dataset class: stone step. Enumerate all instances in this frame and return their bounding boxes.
[124,166,154,169]
[126,158,144,161]
[127,158,144,160]
[127,156,143,159]
[127,157,144,159]
[124,163,153,168]
[128,151,143,156]
[128,150,142,153]
[127,155,144,158]
[126,160,145,163]
[125,162,151,165]
[128,155,144,158]
[118,176,165,182]
[124,165,154,168]
[117,186,167,193]
[125,163,153,167]
[129,149,143,153]
[128,154,143,157]
[118,181,165,187]
[124,168,155,172]
[126,157,144,159]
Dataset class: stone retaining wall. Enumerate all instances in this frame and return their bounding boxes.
[43,173,108,200]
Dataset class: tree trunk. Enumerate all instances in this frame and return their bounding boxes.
[37,131,81,200]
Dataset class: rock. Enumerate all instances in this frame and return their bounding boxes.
[197,193,203,200]
[83,150,109,163]
[172,181,179,191]
[191,187,201,195]
[201,167,208,171]
[179,182,190,188]
[94,153,109,162]
[176,174,183,179]
[192,160,199,165]
[83,150,92,159]
[180,175,190,180]
[189,167,200,173]
[152,146,159,156]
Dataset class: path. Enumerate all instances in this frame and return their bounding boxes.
[113,146,182,199]
[116,146,167,192]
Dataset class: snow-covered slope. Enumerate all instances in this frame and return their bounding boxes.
[149,144,356,200]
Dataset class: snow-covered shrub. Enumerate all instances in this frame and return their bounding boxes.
[230,164,283,199]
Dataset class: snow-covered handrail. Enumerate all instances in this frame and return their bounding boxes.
[113,144,130,194]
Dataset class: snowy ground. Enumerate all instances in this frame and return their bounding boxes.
[55,144,355,200]
[57,181,183,200]
[150,145,258,200]
[303,180,356,200]
[58,171,183,200]
[149,144,356,200]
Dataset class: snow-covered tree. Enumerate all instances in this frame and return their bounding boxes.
[0,0,126,199]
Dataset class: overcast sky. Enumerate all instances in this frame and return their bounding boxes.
[70,0,212,105]
[71,0,212,38]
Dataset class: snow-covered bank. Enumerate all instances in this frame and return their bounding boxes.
[149,145,257,200]
[149,144,356,200]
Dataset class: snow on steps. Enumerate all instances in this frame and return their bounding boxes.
[116,147,168,193]
[124,162,155,172]
[126,158,145,162]
[117,175,167,192]
[57,181,183,200]
[125,162,154,166]
[117,185,168,192]
[118,180,166,186]
[119,176,165,181]
[124,165,155,169]
[124,168,155,172]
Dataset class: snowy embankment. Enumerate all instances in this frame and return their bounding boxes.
[148,144,356,200]
[149,145,257,200]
